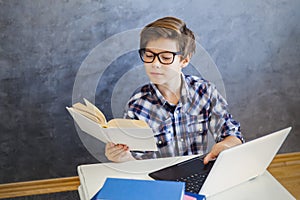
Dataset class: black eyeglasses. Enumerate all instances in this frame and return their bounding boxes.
[138,48,182,65]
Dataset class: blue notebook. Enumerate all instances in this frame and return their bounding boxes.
[92,177,185,200]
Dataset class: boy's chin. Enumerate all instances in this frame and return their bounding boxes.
[149,79,165,85]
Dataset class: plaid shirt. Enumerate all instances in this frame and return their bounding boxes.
[124,74,244,159]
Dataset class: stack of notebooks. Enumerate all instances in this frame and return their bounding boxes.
[90,177,205,200]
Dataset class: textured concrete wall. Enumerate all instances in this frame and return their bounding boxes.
[0,0,299,183]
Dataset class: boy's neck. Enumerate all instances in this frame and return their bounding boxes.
[156,75,182,105]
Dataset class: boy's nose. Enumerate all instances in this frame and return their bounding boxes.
[152,56,161,68]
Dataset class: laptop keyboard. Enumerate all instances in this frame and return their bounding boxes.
[148,155,215,194]
[176,172,208,193]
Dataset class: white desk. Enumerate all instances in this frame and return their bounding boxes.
[77,155,295,200]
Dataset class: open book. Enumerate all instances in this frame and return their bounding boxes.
[66,98,157,151]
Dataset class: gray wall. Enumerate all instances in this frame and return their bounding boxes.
[0,0,299,183]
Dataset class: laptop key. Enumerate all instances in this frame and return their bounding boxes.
[176,172,209,194]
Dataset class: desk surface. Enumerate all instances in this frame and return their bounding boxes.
[0,152,299,199]
[267,152,300,199]
[77,154,296,200]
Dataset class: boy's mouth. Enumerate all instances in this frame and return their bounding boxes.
[150,72,163,76]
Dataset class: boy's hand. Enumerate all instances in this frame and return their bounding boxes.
[203,136,242,164]
[105,142,135,162]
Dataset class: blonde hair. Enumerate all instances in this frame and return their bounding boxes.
[140,16,196,59]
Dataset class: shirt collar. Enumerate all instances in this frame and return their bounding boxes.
[149,82,167,106]
[149,73,194,109]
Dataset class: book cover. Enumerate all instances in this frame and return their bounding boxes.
[91,178,185,200]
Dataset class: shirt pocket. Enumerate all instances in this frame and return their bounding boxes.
[184,114,209,154]
[153,116,176,147]
[185,114,208,135]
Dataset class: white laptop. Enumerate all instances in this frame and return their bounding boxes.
[149,127,292,197]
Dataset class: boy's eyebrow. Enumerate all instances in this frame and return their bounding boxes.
[144,48,178,53]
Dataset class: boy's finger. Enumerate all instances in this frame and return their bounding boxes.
[117,144,129,150]
[105,142,115,151]
[110,148,125,157]
[203,153,214,165]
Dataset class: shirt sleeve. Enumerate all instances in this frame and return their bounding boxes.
[123,101,139,120]
[208,84,245,143]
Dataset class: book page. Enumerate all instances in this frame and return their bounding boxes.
[71,106,102,124]
[83,98,107,125]
[107,119,149,128]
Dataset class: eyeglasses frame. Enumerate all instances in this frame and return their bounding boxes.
[138,48,183,65]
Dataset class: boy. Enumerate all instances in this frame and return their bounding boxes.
[105,16,244,164]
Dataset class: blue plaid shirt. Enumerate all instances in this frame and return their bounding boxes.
[124,74,244,159]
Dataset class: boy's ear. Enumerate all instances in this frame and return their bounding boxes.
[181,54,191,69]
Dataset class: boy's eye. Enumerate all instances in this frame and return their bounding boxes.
[161,56,172,60]
[145,52,154,58]
[160,53,173,61]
